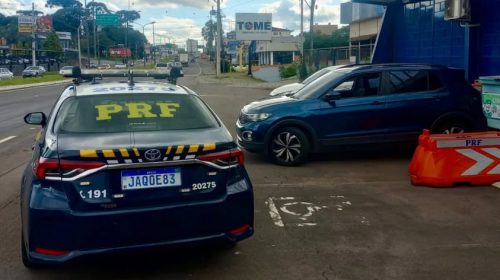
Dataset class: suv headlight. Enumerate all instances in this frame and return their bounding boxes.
[245,112,272,122]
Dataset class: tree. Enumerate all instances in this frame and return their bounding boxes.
[303,26,349,49]
[115,10,140,25]
[201,20,216,56]
[46,0,82,8]
[43,32,63,58]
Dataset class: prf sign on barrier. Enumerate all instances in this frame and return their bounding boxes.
[409,130,500,187]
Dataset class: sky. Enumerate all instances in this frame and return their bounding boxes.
[0,0,346,48]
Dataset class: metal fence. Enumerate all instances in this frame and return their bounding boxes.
[303,43,376,69]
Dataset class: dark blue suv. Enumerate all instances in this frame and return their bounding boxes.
[236,64,487,166]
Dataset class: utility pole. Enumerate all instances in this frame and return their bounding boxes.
[85,0,90,67]
[215,0,222,77]
[93,1,97,62]
[31,2,36,66]
[309,0,316,67]
[78,21,82,67]
[300,0,304,57]
[152,22,156,64]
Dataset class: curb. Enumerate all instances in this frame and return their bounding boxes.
[0,79,73,92]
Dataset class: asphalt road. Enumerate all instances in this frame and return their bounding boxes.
[1,60,500,280]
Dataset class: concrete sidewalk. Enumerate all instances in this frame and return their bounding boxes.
[0,79,72,92]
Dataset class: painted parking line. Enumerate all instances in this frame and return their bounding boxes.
[0,136,16,144]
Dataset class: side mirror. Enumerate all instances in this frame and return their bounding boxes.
[24,112,46,126]
[322,91,342,102]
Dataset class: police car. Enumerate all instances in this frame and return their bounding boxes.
[21,69,254,267]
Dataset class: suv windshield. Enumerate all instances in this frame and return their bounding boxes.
[54,94,219,133]
[156,63,169,68]
[293,71,345,100]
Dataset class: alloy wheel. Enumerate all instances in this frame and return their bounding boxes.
[271,132,302,163]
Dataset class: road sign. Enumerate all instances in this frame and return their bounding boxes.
[96,14,119,26]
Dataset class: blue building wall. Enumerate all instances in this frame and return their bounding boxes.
[369,0,500,82]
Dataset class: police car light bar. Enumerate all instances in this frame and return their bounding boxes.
[75,68,170,80]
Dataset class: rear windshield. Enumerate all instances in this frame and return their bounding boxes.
[54,94,219,133]
[156,63,168,67]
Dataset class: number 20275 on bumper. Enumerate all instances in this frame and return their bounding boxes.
[121,168,181,190]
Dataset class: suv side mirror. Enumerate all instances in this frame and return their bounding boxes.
[322,91,342,102]
[24,112,46,126]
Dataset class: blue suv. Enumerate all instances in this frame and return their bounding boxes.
[236,64,487,166]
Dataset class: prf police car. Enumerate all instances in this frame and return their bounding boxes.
[21,69,254,267]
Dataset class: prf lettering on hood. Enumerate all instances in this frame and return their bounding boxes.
[95,102,180,120]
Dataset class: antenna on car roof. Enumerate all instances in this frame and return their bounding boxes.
[128,69,134,87]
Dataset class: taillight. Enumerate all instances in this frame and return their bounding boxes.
[34,247,70,257]
[33,158,59,179]
[34,158,105,180]
[197,148,245,166]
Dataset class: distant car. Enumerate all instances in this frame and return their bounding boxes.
[89,63,98,69]
[0,68,14,80]
[172,62,183,70]
[270,65,346,97]
[59,66,73,77]
[98,64,111,70]
[22,66,46,78]
[155,63,170,71]
[237,64,488,166]
[20,71,254,267]
[114,63,127,69]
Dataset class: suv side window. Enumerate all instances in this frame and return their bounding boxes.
[387,70,443,94]
[333,72,381,98]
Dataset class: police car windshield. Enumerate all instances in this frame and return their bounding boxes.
[54,94,219,133]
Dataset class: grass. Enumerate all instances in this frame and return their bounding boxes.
[0,73,68,87]
[216,71,264,83]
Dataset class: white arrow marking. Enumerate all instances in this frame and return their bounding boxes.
[483,148,500,175]
[456,149,494,176]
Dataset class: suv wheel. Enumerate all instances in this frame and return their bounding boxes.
[269,127,310,166]
[433,121,469,134]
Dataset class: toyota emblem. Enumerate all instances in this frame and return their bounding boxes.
[144,149,162,161]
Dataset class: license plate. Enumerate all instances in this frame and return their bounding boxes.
[121,168,181,190]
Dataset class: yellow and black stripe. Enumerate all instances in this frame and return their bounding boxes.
[79,143,217,164]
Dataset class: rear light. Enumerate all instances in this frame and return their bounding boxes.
[34,157,105,180]
[34,247,70,257]
[197,148,245,166]
[228,224,251,235]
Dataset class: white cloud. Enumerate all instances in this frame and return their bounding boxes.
[104,0,209,10]
[139,16,203,47]
[0,0,58,16]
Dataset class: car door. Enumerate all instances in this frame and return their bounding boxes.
[311,71,388,147]
[382,70,448,141]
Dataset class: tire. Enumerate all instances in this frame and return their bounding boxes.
[432,120,470,134]
[268,127,310,166]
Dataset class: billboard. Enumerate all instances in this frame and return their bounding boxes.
[109,48,131,57]
[235,13,272,41]
[18,15,53,33]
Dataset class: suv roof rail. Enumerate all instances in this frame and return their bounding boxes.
[348,63,450,71]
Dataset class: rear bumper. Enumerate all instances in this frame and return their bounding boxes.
[25,189,253,264]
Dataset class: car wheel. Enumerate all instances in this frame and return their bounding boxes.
[432,121,470,134]
[268,127,310,166]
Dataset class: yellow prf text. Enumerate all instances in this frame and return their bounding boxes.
[95,102,180,120]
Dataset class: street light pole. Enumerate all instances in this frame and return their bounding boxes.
[78,21,82,67]
[152,22,156,64]
[31,2,36,66]
[215,0,221,77]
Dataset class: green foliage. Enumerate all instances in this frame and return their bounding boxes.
[43,32,63,57]
[299,58,308,82]
[201,20,216,57]
[303,26,349,49]
[115,10,141,25]
[279,63,298,78]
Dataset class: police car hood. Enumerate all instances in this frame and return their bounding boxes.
[56,128,234,161]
